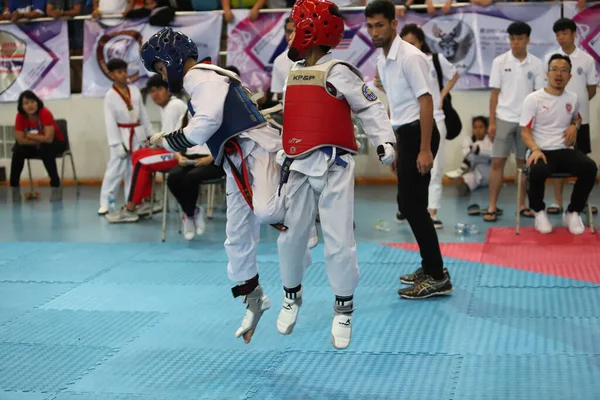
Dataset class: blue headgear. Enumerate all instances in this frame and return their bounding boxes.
[140,27,199,93]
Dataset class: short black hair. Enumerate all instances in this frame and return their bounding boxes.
[553,18,576,34]
[548,53,572,71]
[146,74,168,91]
[225,65,241,76]
[399,24,432,54]
[17,90,44,116]
[365,0,395,22]
[107,58,128,72]
[472,115,488,128]
[284,17,293,25]
[507,21,531,37]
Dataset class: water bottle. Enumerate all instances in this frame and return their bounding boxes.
[108,193,116,214]
[373,220,390,232]
[454,223,479,235]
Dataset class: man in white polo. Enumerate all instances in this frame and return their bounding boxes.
[485,21,545,223]
[521,54,597,235]
[366,0,452,299]
[545,17,598,216]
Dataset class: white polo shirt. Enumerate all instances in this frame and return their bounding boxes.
[376,36,433,128]
[271,49,294,94]
[426,53,457,123]
[545,47,598,125]
[519,88,580,151]
[489,51,545,123]
[160,96,188,132]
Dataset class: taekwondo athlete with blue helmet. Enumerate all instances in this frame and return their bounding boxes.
[275,0,396,350]
[141,27,311,344]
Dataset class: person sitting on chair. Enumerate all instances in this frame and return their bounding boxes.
[520,54,598,235]
[10,90,66,202]
[167,111,225,240]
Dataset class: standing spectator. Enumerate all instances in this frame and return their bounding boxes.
[545,18,598,216]
[484,22,544,222]
[399,23,459,229]
[366,0,452,299]
[221,0,265,23]
[46,0,83,52]
[10,91,66,202]
[520,54,597,235]
[9,0,45,20]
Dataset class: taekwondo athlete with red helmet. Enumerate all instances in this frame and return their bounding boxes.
[275,0,396,350]
[141,27,310,345]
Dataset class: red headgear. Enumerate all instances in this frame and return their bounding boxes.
[288,0,345,62]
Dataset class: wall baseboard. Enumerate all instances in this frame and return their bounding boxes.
[2,175,595,187]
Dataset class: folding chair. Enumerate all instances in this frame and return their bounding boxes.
[200,176,226,219]
[25,118,80,198]
[516,168,595,235]
[149,171,172,242]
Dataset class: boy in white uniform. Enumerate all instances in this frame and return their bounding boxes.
[142,27,309,345]
[520,54,597,234]
[98,58,153,215]
[545,18,598,215]
[275,0,395,350]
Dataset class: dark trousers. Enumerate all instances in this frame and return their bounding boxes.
[167,159,225,217]
[10,142,66,188]
[396,120,444,279]
[528,149,597,213]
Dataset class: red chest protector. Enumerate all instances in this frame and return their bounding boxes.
[282,59,359,158]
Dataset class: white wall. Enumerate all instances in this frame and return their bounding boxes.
[1,90,598,180]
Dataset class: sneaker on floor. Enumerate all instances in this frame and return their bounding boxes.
[182,214,195,240]
[563,211,585,235]
[534,210,553,234]
[50,187,62,202]
[431,217,443,229]
[136,201,162,217]
[400,266,449,285]
[98,207,108,215]
[398,272,453,299]
[445,168,464,179]
[105,208,139,223]
[395,212,406,224]
[308,223,319,249]
[194,207,206,236]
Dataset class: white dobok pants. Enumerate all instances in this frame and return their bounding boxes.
[99,143,140,208]
[277,153,359,297]
[428,119,447,211]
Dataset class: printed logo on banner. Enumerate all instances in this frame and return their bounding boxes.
[0,31,26,95]
[96,30,143,83]
[423,17,475,74]
[331,28,375,68]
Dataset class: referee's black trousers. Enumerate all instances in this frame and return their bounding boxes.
[396,120,444,279]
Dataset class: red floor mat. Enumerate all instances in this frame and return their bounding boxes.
[485,227,599,245]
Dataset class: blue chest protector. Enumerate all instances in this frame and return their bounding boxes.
[187,82,266,166]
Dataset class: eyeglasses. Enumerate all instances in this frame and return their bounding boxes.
[549,67,570,73]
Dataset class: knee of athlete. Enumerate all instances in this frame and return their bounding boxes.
[253,202,283,225]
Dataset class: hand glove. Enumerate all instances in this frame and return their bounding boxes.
[275,149,286,166]
[148,131,168,146]
[377,142,395,166]
[114,144,128,159]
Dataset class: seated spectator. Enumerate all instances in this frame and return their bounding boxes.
[167,139,225,241]
[446,116,492,197]
[221,0,265,23]
[106,74,187,223]
[520,54,598,235]
[10,0,45,20]
[10,90,66,202]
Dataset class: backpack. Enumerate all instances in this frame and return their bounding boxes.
[431,53,462,141]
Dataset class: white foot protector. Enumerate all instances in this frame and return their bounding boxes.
[235,285,270,343]
[277,288,303,335]
[331,313,353,350]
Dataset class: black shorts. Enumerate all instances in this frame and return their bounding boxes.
[576,124,591,155]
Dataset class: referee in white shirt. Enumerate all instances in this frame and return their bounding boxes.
[366,0,452,299]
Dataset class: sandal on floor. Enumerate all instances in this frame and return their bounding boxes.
[483,211,498,222]
[519,208,535,218]
[584,205,598,215]
[547,203,563,214]
[467,203,482,216]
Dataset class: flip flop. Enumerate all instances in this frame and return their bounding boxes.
[468,203,481,216]
[483,211,497,222]
[547,203,563,214]
[519,208,535,218]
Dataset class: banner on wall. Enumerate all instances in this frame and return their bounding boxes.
[227,4,561,91]
[564,2,600,81]
[82,13,223,98]
[0,20,70,103]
